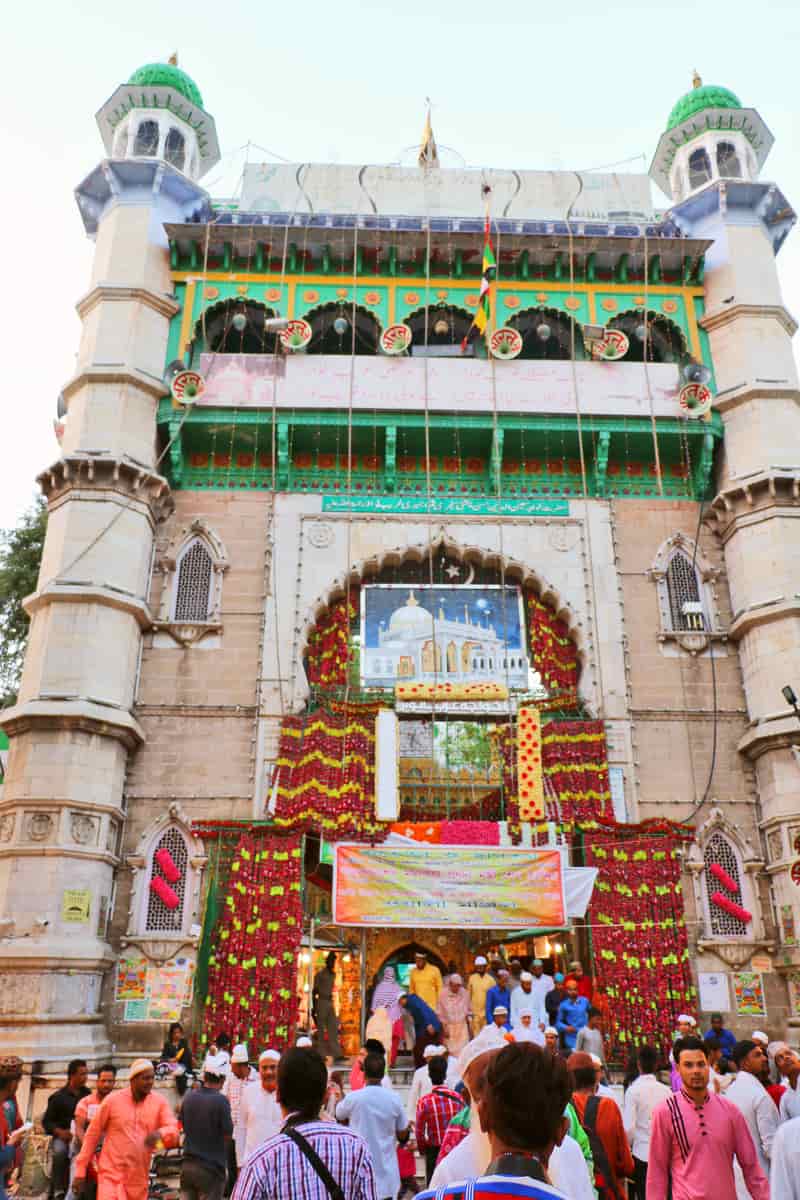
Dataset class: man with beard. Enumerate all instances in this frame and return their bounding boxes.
[725,1040,779,1190]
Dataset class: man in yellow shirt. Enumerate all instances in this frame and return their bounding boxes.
[467,955,496,1034]
[409,951,443,1009]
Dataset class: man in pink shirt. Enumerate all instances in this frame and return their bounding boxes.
[646,1036,768,1200]
[73,1059,179,1200]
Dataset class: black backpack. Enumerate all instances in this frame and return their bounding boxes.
[578,1094,624,1200]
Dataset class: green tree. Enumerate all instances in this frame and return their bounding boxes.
[0,498,46,706]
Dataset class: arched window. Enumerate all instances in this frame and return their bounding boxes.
[716,141,742,179]
[197,300,279,355]
[703,832,748,938]
[666,550,704,631]
[306,303,381,356]
[164,128,186,171]
[406,306,472,356]
[133,120,159,157]
[172,538,213,622]
[608,310,686,364]
[144,825,190,934]
[508,308,585,361]
[688,147,712,190]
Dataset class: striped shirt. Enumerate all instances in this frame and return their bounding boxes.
[415,1168,567,1199]
[232,1119,377,1200]
[416,1086,465,1150]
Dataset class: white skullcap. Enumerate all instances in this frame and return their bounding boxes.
[475,956,488,966]
[676,1013,696,1025]
[423,1044,440,1060]
[590,1054,602,1067]
[296,1036,313,1048]
[498,968,509,977]
[259,1049,281,1063]
[456,1024,506,1079]
[545,1027,558,1036]
[752,1031,768,1046]
[517,1007,534,1018]
[494,1005,509,1015]
[520,972,533,982]
[202,1052,228,1076]
[231,1043,249,1063]
[532,958,543,967]
[129,1058,154,1079]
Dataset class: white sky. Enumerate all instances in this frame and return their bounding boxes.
[2,0,798,529]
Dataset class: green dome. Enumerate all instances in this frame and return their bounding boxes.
[667,81,742,130]
[128,61,203,108]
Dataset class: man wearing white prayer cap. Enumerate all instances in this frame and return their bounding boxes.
[751,1030,768,1047]
[491,1004,511,1033]
[296,1036,313,1048]
[430,1034,593,1199]
[510,970,545,1028]
[467,955,495,1036]
[240,1050,282,1159]
[529,957,555,1028]
[407,1041,447,1120]
[222,1045,256,1189]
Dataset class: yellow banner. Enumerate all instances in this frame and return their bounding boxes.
[333,844,565,929]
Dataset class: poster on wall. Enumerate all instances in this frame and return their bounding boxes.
[62,889,91,923]
[787,972,800,1019]
[698,972,730,1013]
[361,585,530,691]
[123,1000,150,1022]
[147,956,194,1022]
[116,955,148,1001]
[333,843,566,929]
[732,971,766,1016]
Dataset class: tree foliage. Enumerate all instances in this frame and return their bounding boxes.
[0,498,46,706]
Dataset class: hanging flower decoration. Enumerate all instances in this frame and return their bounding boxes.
[526,593,579,703]
[710,892,752,924]
[305,587,360,692]
[155,848,182,884]
[585,820,696,1059]
[273,702,383,838]
[709,862,739,894]
[150,875,180,910]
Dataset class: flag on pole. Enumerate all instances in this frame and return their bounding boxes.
[461,215,496,350]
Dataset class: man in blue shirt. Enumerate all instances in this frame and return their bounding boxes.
[398,991,443,1067]
[555,979,590,1052]
[704,1012,737,1059]
[485,968,512,1025]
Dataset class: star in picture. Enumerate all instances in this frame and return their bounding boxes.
[444,564,460,579]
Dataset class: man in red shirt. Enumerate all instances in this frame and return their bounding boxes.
[415,1056,465,1184]
[565,961,593,1002]
[569,1051,633,1199]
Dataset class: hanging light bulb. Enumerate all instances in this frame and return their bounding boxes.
[536,321,551,342]
[433,317,450,337]
[231,311,248,333]
[333,315,349,336]
[635,323,647,342]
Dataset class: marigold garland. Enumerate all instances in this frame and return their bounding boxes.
[527,593,579,700]
[203,831,303,1049]
[585,821,696,1060]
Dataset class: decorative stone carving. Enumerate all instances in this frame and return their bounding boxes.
[25,812,54,842]
[306,521,335,549]
[71,813,98,846]
[767,827,784,863]
[549,525,579,553]
[153,520,229,648]
[0,814,15,843]
[107,821,119,854]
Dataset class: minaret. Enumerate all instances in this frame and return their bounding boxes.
[651,79,799,974]
[0,58,219,1060]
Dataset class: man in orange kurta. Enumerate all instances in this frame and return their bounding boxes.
[73,1060,179,1200]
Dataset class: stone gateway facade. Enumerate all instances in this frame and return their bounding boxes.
[1,61,799,1065]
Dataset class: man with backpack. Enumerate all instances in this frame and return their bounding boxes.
[568,1051,633,1200]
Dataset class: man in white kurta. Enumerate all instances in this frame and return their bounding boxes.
[725,1040,779,1197]
[239,1050,282,1162]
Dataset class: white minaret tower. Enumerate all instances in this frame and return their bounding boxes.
[652,77,799,1000]
[0,57,219,1061]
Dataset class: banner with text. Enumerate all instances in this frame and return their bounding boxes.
[333,844,566,929]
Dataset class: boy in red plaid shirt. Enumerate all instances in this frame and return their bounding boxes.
[415,1057,465,1184]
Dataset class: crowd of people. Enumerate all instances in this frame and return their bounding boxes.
[1,952,800,1200]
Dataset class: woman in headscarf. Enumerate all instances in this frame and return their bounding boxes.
[436,973,471,1055]
[511,1007,545,1045]
[370,966,404,1065]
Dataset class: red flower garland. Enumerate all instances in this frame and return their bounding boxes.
[203,831,303,1049]
[585,821,696,1060]
[710,892,752,924]
[150,876,179,910]
[709,863,739,894]
[527,593,579,702]
[305,588,360,691]
[497,719,613,831]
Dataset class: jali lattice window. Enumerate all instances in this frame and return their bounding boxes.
[703,832,747,937]
[666,552,703,630]
[173,539,213,622]
[145,826,189,933]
